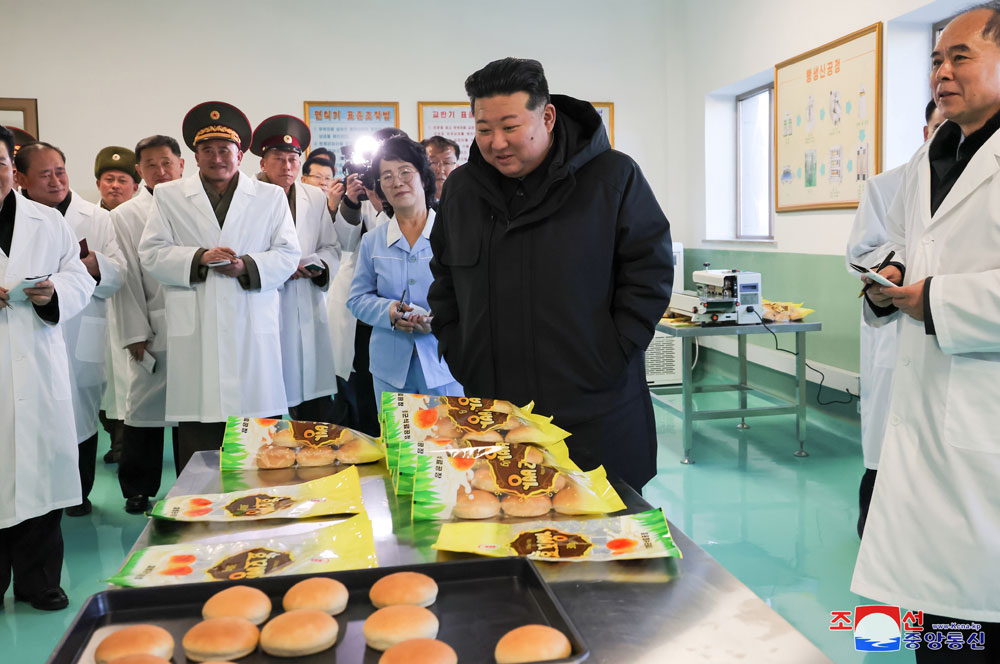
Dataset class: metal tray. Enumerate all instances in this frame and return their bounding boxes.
[48,557,588,663]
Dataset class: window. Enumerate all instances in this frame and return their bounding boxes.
[736,84,773,239]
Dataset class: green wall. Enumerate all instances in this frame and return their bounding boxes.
[683,249,861,373]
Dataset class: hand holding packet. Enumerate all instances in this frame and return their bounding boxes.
[5,274,51,302]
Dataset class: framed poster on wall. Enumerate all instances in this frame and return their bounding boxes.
[591,102,614,147]
[774,23,882,211]
[303,101,399,164]
[417,101,475,164]
[0,97,39,138]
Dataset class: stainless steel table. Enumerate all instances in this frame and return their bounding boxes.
[124,452,831,663]
[652,321,823,463]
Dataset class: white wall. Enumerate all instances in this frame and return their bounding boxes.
[6,0,676,205]
[672,0,967,255]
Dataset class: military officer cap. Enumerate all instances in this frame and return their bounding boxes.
[249,115,311,157]
[94,146,139,182]
[8,127,36,156]
[182,101,252,152]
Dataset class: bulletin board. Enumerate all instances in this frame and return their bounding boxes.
[774,23,882,211]
[417,102,475,165]
[303,101,399,163]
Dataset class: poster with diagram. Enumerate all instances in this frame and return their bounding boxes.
[774,23,881,211]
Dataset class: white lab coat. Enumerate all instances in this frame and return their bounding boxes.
[852,122,1000,621]
[111,187,172,427]
[278,181,341,406]
[61,191,125,443]
[138,171,301,422]
[845,165,905,469]
[327,200,388,380]
[100,295,129,421]
[0,191,95,528]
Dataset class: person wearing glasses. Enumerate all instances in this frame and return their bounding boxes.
[301,148,345,214]
[420,135,460,201]
[347,136,462,409]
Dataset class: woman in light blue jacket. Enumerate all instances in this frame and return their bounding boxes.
[347,137,463,410]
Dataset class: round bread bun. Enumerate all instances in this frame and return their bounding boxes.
[105,655,172,664]
[453,488,501,519]
[433,418,461,439]
[520,446,544,465]
[335,438,368,464]
[551,481,589,515]
[501,494,552,518]
[461,429,503,443]
[295,445,337,467]
[364,605,439,651]
[256,445,295,469]
[202,585,272,624]
[369,571,438,608]
[283,577,349,615]
[182,617,260,662]
[379,638,458,664]
[551,473,568,492]
[471,466,499,492]
[503,425,541,444]
[95,624,174,664]
[494,624,572,663]
[490,400,515,413]
[260,609,339,657]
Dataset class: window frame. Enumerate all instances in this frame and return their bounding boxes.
[735,83,774,240]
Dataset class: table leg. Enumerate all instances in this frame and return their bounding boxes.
[794,331,809,457]
[681,336,694,464]
[737,334,750,430]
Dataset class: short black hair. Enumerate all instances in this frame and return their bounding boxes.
[307,147,337,168]
[421,135,461,160]
[0,126,14,162]
[465,57,550,112]
[135,135,181,162]
[303,155,335,176]
[14,142,66,174]
[925,99,938,123]
[373,127,408,142]
[372,136,436,215]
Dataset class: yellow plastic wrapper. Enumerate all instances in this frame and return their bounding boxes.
[107,513,378,587]
[149,466,364,522]
[381,392,569,494]
[761,299,815,322]
[221,416,384,471]
[411,442,625,521]
[433,508,682,562]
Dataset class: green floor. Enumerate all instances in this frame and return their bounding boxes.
[1,362,911,663]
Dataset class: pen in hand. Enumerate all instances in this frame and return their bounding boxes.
[858,250,896,298]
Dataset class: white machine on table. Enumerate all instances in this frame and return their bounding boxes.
[668,268,763,325]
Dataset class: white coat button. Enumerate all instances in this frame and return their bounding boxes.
[408,256,416,263]
[923,236,933,245]
[902,357,911,366]
[891,414,901,426]
[408,278,416,285]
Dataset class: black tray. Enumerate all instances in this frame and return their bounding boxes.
[48,557,588,663]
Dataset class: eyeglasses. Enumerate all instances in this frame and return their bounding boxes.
[304,173,335,184]
[429,159,457,168]
[378,166,418,186]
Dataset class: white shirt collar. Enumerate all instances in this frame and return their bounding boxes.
[386,208,436,247]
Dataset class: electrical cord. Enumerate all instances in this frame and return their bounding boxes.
[751,310,857,406]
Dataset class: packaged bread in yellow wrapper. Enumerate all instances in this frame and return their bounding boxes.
[221,416,384,471]
[433,508,682,562]
[761,299,815,322]
[150,466,364,521]
[380,392,570,494]
[107,513,377,587]
[411,441,625,521]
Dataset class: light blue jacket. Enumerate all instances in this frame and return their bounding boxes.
[347,209,457,388]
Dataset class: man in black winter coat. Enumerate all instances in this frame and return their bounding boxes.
[428,58,673,491]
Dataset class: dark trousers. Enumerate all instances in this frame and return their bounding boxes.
[288,395,335,423]
[77,433,98,503]
[915,612,1000,662]
[118,425,178,498]
[330,376,357,428]
[0,509,64,598]
[352,321,380,436]
[98,410,125,459]
[562,389,658,493]
[175,421,227,474]
[858,467,877,538]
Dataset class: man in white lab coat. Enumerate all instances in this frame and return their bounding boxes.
[110,135,184,514]
[845,100,944,538]
[138,102,300,472]
[0,126,95,610]
[250,115,341,422]
[853,8,1000,657]
[15,142,125,517]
